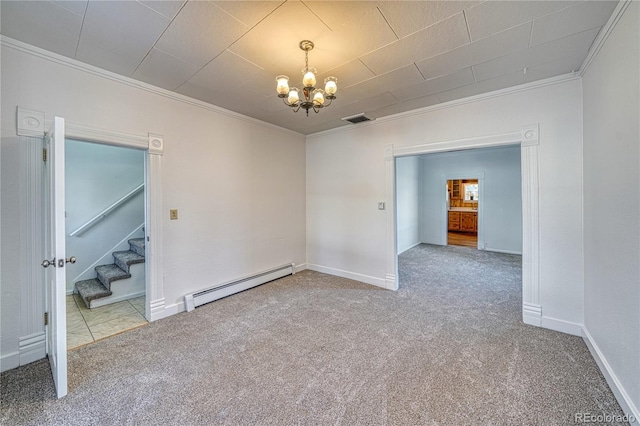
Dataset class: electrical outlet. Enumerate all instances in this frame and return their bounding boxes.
[170,209,178,220]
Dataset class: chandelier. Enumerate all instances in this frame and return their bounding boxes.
[276,40,337,116]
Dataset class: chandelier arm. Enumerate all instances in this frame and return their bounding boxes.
[292,104,301,113]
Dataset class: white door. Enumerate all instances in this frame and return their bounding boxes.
[43,117,68,398]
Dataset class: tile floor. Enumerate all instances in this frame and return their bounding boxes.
[67,294,147,351]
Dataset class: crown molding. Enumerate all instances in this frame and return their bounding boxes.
[307,73,580,140]
[0,36,303,138]
[578,0,632,77]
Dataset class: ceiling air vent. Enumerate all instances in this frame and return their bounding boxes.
[342,113,374,124]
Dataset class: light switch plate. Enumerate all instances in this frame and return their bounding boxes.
[170,209,178,220]
[378,202,385,210]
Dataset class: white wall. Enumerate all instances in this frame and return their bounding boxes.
[307,78,584,328]
[0,41,306,370]
[582,2,640,417]
[65,140,144,293]
[395,156,421,254]
[420,146,522,253]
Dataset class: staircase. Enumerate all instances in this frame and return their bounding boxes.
[75,238,145,309]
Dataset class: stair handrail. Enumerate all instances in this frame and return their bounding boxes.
[69,183,144,237]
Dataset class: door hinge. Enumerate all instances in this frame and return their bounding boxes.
[42,148,47,162]
[44,312,49,326]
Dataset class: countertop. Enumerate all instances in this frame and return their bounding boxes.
[449,207,478,212]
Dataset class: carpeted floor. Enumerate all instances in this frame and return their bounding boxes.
[0,244,628,425]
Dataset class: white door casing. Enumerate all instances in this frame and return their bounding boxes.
[386,124,541,326]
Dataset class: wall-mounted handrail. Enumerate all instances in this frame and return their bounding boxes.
[69,183,144,237]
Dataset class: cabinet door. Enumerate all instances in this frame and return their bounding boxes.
[460,212,476,232]
[448,212,460,230]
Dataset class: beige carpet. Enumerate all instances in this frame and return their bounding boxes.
[0,244,628,425]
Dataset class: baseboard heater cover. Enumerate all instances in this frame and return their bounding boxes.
[184,263,295,312]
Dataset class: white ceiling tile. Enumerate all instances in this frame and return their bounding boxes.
[139,1,186,19]
[530,1,618,46]
[523,55,584,83]
[306,2,398,60]
[370,95,442,119]
[416,22,531,79]
[465,1,578,41]
[0,1,83,58]
[75,39,145,76]
[436,71,525,103]
[378,1,479,38]
[317,60,376,91]
[228,1,332,73]
[188,50,264,93]
[154,1,249,68]
[341,64,425,100]
[175,81,222,105]
[213,1,283,27]
[472,27,600,82]
[132,48,199,91]
[392,68,475,101]
[77,1,169,63]
[52,0,87,16]
[360,13,470,75]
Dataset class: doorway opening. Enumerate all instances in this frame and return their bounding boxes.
[447,179,478,248]
[64,139,148,350]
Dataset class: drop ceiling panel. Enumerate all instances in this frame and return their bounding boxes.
[473,27,601,82]
[437,71,525,103]
[392,67,475,101]
[154,1,249,68]
[317,60,376,90]
[175,81,223,105]
[341,64,425,101]
[77,1,169,61]
[301,1,379,30]
[213,1,283,27]
[132,48,199,91]
[140,1,186,19]
[416,22,532,79]
[188,50,264,93]
[370,94,441,118]
[1,1,84,58]
[227,1,332,72]
[52,0,88,16]
[465,1,577,41]
[360,13,470,75]
[523,55,585,83]
[378,1,479,39]
[530,1,618,46]
[75,39,147,76]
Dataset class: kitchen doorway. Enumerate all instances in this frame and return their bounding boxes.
[447,179,478,248]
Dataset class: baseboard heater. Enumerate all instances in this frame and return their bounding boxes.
[184,263,295,312]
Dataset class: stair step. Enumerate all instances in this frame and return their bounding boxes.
[128,238,145,257]
[76,279,112,309]
[96,264,131,290]
[113,250,145,272]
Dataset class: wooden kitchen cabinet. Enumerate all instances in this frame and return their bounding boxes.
[460,212,477,232]
[448,211,460,231]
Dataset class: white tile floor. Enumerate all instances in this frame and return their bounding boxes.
[67,295,147,351]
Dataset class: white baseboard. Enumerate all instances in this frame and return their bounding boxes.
[398,241,422,255]
[306,263,391,290]
[293,263,307,273]
[0,351,20,373]
[541,316,582,336]
[582,327,640,422]
[522,302,542,327]
[484,247,523,255]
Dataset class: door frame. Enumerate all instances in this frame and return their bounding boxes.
[12,106,165,373]
[442,174,484,249]
[385,124,542,327]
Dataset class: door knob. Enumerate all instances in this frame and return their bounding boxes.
[66,256,76,264]
[42,258,56,268]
